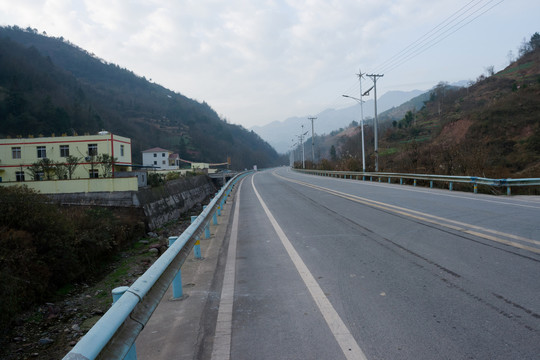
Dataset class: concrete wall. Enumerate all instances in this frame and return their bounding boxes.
[45,175,216,230]
[0,177,138,193]
[136,175,216,230]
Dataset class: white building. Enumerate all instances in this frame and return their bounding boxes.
[142,147,179,170]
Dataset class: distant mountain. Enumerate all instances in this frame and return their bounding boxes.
[378,91,432,123]
[0,26,281,169]
[251,89,424,153]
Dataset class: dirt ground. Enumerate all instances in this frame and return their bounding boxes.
[0,205,203,360]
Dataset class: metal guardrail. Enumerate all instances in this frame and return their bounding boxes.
[63,171,251,360]
[294,169,540,195]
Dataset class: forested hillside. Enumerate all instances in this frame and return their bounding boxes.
[309,33,540,179]
[0,26,281,169]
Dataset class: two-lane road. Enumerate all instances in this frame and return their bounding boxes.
[206,167,540,359]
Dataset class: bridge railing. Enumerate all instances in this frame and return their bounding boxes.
[63,171,251,360]
[293,169,540,195]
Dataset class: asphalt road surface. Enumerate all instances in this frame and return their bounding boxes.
[204,167,540,360]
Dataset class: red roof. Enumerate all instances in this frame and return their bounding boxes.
[142,147,171,153]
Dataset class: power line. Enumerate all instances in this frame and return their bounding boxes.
[330,0,504,125]
[373,0,483,73]
[373,0,504,75]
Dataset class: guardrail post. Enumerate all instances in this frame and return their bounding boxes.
[370,176,373,181]
[400,178,403,185]
[213,210,218,225]
[112,287,137,360]
[203,206,211,238]
[191,216,202,259]
[388,177,391,184]
[414,179,417,187]
[430,180,433,188]
[507,186,511,196]
[363,176,365,181]
[378,177,381,183]
[449,182,453,191]
[168,236,184,299]
[474,183,478,194]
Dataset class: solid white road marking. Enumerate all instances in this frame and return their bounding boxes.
[251,174,368,360]
[211,181,243,360]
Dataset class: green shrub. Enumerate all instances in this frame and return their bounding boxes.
[148,172,164,187]
[165,172,180,181]
[0,186,143,334]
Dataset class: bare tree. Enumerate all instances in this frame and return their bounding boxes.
[26,158,55,180]
[96,154,117,178]
[54,162,68,179]
[65,155,81,179]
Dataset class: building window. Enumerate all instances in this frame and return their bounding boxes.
[153,153,157,157]
[34,172,44,181]
[60,145,69,157]
[37,146,46,158]
[88,144,98,156]
[16,171,25,182]
[12,147,21,159]
[162,160,166,165]
[120,145,125,157]
[89,169,99,178]
[154,161,157,165]
[162,153,166,157]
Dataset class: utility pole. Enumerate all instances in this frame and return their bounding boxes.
[366,73,383,172]
[357,69,366,173]
[291,139,296,167]
[299,125,308,169]
[301,125,306,169]
[308,116,317,166]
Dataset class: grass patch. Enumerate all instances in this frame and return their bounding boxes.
[105,262,131,287]
[380,148,398,156]
[55,284,75,297]
[495,62,534,76]
[27,311,43,324]
[400,136,431,144]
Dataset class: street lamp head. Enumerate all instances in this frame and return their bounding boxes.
[343,94,363,103]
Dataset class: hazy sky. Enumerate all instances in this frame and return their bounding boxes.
[0,0,538,128]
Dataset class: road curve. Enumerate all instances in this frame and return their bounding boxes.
[208,167,540,359]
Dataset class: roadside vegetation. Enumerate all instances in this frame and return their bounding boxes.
[296,33,540,183]
[0,186,145,338]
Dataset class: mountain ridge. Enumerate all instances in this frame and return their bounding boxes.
[0,26,282,169]
[251,89,425,153]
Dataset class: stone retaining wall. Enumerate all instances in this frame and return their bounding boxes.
[47,175,216,230]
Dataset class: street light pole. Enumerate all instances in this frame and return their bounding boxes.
[291,139,295,167]
[301,125,306,169]
[308,116,317,166]
[342,94,365,173]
